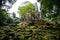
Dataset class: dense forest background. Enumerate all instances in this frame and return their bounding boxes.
[0,0,60,40]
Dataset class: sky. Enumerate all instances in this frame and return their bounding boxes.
[8,0,40,17]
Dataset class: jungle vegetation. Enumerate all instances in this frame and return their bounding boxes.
[0,0,60,40]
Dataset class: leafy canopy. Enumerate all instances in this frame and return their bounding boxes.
[18,2,35,18]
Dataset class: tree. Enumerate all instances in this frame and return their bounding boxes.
[18,2,36,21]
[38,0,60,22]
[0,0,17,26]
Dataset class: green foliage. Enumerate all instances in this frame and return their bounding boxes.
[38,0,60,22]
[18,2,35,19]
[0,0,60,40]
[0,9,8,25]
[6,16,21,27]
